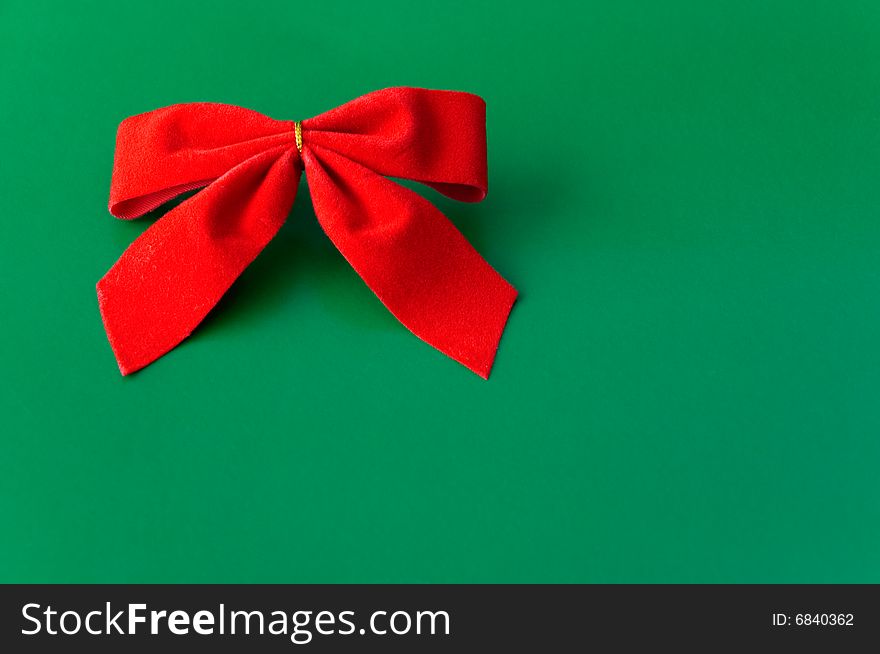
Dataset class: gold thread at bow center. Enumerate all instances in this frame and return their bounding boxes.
[294,121,303,154]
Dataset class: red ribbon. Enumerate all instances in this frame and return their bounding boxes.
[98,87,517,378]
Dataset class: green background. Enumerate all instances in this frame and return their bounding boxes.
[1,1,878,583]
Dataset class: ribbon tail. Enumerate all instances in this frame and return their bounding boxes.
[97,147,300,374]
[303,145,517,378]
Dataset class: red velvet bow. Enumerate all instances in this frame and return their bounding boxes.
[98,87,517,378]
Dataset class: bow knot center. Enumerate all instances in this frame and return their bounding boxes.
[294,121,303,154]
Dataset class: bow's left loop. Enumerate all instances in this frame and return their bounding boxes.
[109,103,297,218]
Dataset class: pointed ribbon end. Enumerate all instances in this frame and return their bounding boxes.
[446,281,518,380]
[97,278,152,377]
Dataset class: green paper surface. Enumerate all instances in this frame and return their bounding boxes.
[1,1,878,582]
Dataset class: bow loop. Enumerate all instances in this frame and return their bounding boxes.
[302,87,487,202]
[109,103,296,219]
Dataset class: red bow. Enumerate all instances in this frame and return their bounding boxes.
[98,87,517,378]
